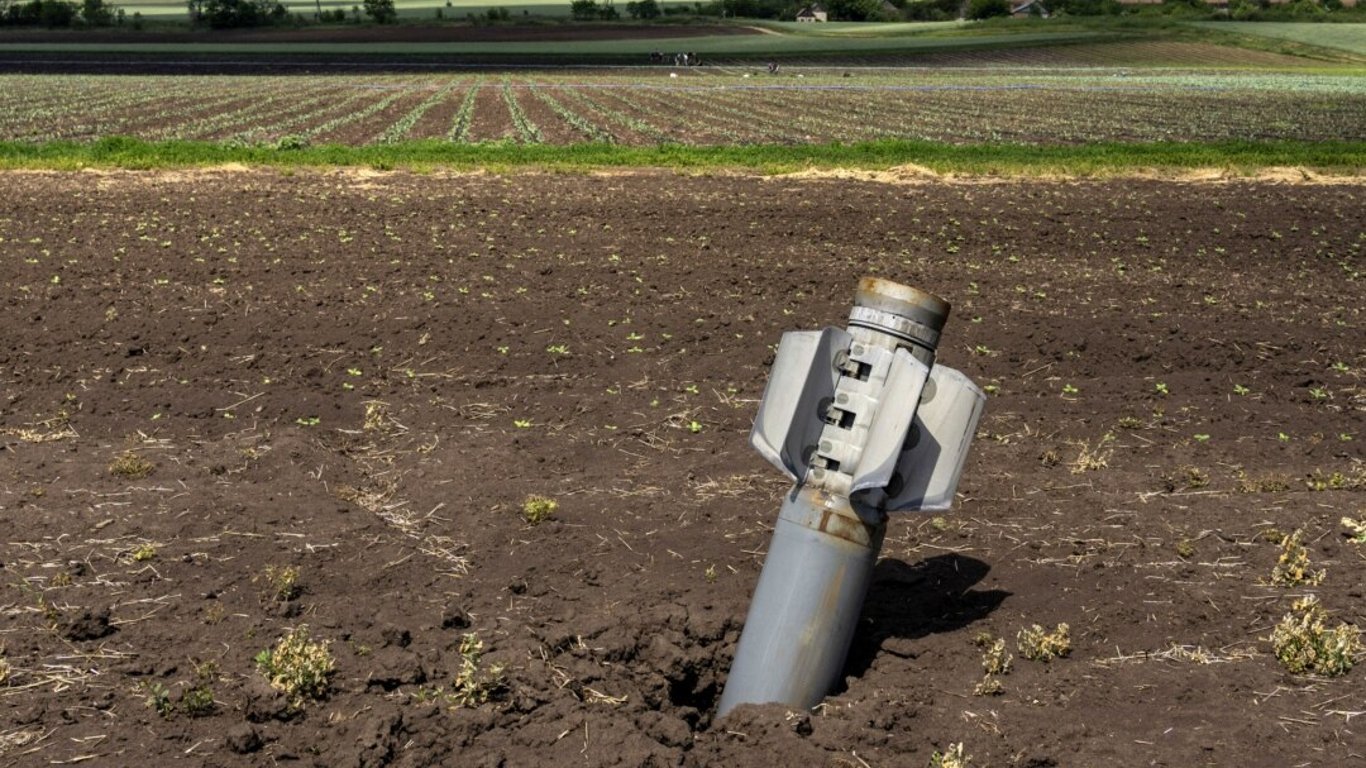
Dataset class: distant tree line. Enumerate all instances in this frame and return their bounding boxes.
[568,0,1360,21]
[1,0,123,26]
[182,0,396,28]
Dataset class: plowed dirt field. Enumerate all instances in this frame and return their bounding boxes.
[1,169,1363,767]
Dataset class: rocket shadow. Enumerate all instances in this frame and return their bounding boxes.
[840,553,1009,684]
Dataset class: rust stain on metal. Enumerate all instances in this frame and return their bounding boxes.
[817,507,871,547]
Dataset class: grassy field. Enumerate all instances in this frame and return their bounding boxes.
[1190,22,1366,56]
[2,137,1363,174]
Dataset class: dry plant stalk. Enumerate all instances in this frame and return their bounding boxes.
[1069,434,1114,474]
[1270,529,1325,587]
[108,450,154,479]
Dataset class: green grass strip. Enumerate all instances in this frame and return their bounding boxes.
[1,136,1362,176]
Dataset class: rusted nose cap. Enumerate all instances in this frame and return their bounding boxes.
[854,277,950,333]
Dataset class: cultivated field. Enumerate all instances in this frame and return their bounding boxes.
[1192,21,1366,57]
[0,169,1363,767]
[2,45,1364,147]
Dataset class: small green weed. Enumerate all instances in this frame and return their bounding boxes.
[972,633,1011,696]
[130,542,158,562]
[930,742,972,768]
[142,682,174,718]
[1343,517,1366,544]
[1270,596,1361,677]
[255,626,334,708]
[257,565,302,602]
[1017,623,1071,662]
[978,635,1012,676]
[448,633,505,708]
[1270,529,1325,587]
[521,495,558,525]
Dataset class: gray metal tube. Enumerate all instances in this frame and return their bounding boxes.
[719,278,961,718]
[717,486,885,716]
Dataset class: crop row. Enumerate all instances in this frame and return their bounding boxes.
[1,72,1362,146]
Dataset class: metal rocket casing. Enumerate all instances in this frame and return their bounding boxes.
[749,329,985,513]
[717,279,986,718]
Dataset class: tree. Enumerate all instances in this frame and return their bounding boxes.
[198,0,285,27]
[626,0,661,17]
[967,0,1010,17]
[38,0,77,25]
[80,0,113,24]
[362,0,395,22]
[825,0,895,19]
[569,0,598,17]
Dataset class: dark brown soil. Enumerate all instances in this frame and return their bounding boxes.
[1,169,1363,768]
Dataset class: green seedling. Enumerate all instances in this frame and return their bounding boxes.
[1342,517,1366,544]
[449,634,505,708]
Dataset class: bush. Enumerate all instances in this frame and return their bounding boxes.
[80,0,112,25]
[626,0,661,17]
[194,0,287,28]
[903,0,962,20]
[362,0,396,22]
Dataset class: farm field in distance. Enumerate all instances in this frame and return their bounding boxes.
[1,19,1365,768]
[1,41,1364,147]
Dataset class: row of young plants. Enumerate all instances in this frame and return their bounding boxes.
[2,71,1362,147]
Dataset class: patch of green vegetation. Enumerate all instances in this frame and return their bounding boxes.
[2,136,1362,175]
[1017,623,1072,661]
[521,494,558,525]
[255,626,335,708]
[1271,595,1362,676]
[1270,529,1326,587]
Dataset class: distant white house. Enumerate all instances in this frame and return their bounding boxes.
[796,3,828,21]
